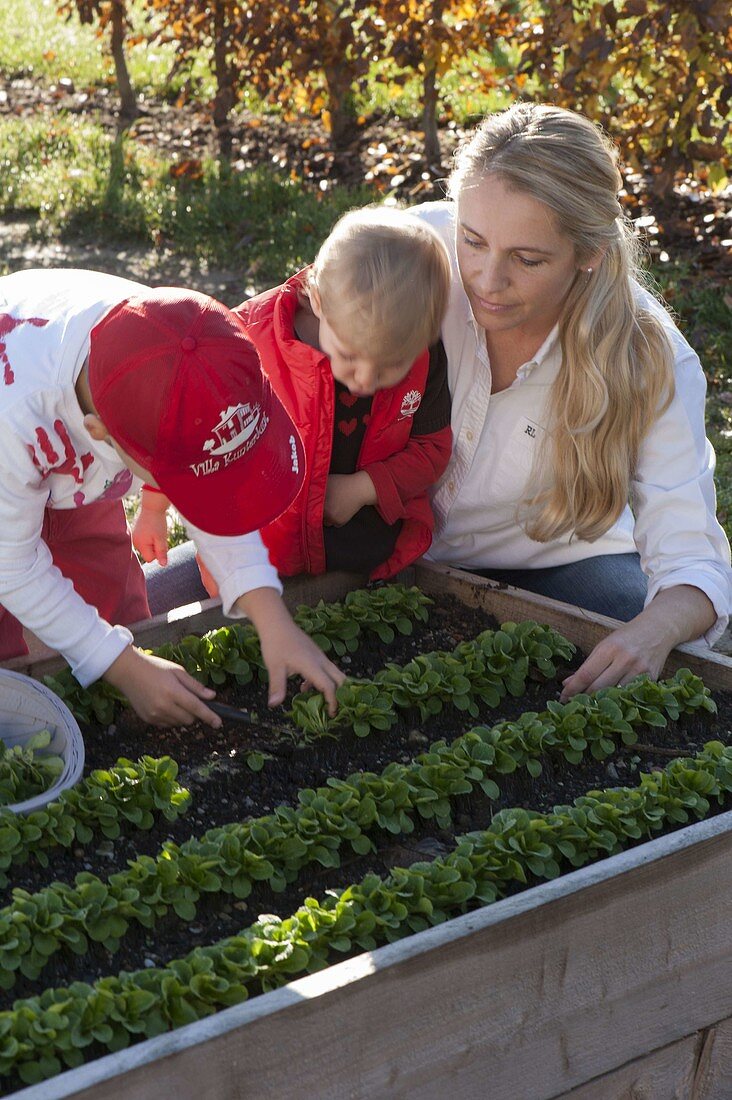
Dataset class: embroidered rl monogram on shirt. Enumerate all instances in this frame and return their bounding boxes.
[521,416,542,441]
[0,313,50,385]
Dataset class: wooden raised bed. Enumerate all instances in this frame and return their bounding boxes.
[7,561,732,1100]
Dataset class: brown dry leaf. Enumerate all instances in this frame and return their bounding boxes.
[169,159,203,180]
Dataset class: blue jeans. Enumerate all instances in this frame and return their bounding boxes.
[143,543,648,624]
[472,552,647,622]
[142,540,209,617]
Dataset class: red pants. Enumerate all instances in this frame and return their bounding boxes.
[0,500,150,660]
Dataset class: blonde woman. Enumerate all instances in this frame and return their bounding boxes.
[412,102,732,699]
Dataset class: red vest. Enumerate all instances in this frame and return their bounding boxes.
[237,271,435,579]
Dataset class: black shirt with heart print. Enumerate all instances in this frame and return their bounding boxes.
[324,340,450,571]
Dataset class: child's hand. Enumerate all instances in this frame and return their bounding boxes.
[132,488,170,566]
[196,552,220,599]
[103,645,223,728]
[237,587,345,715]
[324,472,376,527]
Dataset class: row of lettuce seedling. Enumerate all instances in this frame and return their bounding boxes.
[0,757,190,890]
[0,615,572,895]
[0,669,714,994]
[0,617,583,988]
[2,735,730,1086]
[44,583,433,724]
[40,584,582,757]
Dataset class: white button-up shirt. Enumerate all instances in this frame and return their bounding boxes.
[412,201,732,645]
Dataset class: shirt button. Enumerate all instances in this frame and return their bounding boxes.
[448,481,455,492]
[466,430,474,442]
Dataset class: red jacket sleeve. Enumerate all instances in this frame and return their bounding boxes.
[363,424,452,526]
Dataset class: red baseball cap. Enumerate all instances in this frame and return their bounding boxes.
[88,287,305,536]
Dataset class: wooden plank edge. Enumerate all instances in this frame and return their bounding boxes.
[4,559,729,691]
[12,807,732,1100]
[414,561,732,691]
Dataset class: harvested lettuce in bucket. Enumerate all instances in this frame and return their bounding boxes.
[0,729,65,805]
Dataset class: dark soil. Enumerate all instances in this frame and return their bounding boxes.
[3,593,732,1010]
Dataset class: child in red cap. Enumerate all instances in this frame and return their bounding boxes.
[136,206,453,586]
[0,268,343,726]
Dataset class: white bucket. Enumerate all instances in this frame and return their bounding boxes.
[0,669,85,813]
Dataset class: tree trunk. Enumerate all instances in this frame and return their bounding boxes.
[422,61,441,165]
[421,1,444,165]
[110,0,137,120]
[322,63,359,153]
[213,0,235,157]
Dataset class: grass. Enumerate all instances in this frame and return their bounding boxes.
[0,0,205,97]
[652,262,732,416]
[357,46,516,124]
[0,112,374,286]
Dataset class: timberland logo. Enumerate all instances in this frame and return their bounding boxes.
[191,403,268,476]
[399,389,422,418]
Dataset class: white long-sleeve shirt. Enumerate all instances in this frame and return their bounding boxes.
[411,202,732,646]
[0,269,279,686]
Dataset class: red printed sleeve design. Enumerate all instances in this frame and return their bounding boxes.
[0,314,49,385]
[27,420,95,484]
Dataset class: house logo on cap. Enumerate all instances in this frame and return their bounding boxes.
[399,390,422,419]
[204,403,263,457]
[191,403,269,478]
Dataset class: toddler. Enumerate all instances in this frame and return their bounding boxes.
[135,206,452,585]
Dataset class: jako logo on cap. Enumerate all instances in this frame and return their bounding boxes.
[400,389,422,418]
[289,434,299,474]
[191,403,269,476]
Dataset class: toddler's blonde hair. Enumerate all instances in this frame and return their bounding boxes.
[307,205,451,367]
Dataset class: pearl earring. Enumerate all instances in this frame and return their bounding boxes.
[586,267,594,274]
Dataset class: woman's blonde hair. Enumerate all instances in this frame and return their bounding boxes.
[307,205,451,368]
[448,102,675,543]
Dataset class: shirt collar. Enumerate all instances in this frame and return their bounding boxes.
[467,310,561,386]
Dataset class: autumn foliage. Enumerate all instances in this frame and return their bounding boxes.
[518,0,732,193]
[378,1,522,162]
[57,0,731,186]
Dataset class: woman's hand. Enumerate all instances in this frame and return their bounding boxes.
[560,585,717,700]
[103,645,222,727]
